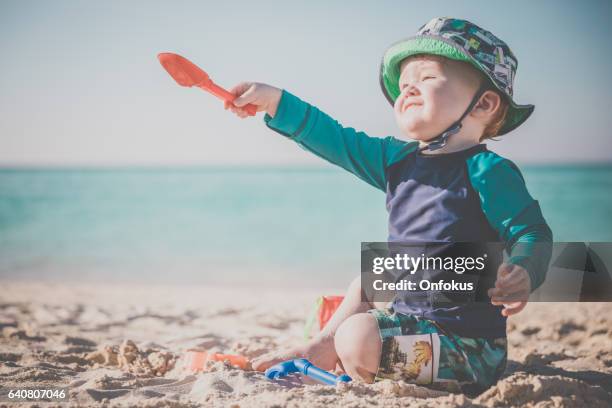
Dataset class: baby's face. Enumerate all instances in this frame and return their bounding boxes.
[393,55,482,141]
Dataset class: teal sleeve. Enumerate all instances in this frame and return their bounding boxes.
[505,224,553,291]
[263,89,415,192]
[466,155,553,291]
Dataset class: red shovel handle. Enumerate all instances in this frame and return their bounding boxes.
[200,82,257,116]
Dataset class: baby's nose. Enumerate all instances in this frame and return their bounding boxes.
[404,84,419,96]
[396,86,417,108]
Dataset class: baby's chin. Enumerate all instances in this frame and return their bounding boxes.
[394,123,434,142]
[395,116,445,142]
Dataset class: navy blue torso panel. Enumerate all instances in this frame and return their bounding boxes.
[384,144,507,338]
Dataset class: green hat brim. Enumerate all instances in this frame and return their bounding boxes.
[379,36,534,135]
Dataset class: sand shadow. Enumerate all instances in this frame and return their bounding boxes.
[505,359,612,393]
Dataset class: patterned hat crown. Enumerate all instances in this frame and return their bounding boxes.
[417,17,516,97]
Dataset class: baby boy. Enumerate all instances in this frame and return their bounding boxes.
[224,17,552,394]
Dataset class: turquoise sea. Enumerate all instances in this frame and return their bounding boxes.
[1,165,611,287]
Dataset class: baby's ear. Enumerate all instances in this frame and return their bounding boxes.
[477,91,502,114]
[480,91,510,139]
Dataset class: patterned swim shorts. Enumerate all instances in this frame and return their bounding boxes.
[368,308,507,396]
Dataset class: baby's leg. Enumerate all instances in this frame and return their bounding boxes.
[333,312,382,383]
[252,275,373,372]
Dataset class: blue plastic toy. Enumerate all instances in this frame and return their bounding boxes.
[265,358,352,385]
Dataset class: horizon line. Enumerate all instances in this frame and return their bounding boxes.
[1,161,611,171]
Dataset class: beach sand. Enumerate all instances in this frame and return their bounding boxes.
[1,280,611,407]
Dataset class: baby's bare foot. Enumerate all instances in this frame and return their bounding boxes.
[251,336,338,372]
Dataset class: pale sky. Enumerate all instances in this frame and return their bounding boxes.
[1,0,611,166]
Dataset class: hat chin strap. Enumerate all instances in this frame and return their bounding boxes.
[419,83,489,152]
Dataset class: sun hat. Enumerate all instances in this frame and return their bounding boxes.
[380,17,534,138]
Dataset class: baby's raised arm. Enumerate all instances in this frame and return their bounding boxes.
[224,83,416,192]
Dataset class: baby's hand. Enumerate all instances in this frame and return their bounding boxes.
[224,82,283,119]
[488,262,531,317]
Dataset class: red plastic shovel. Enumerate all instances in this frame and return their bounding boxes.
[157,52,257,116]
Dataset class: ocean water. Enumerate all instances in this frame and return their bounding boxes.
[1,165,611,287]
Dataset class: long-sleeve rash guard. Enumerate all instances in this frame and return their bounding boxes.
[263,90,553,338]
